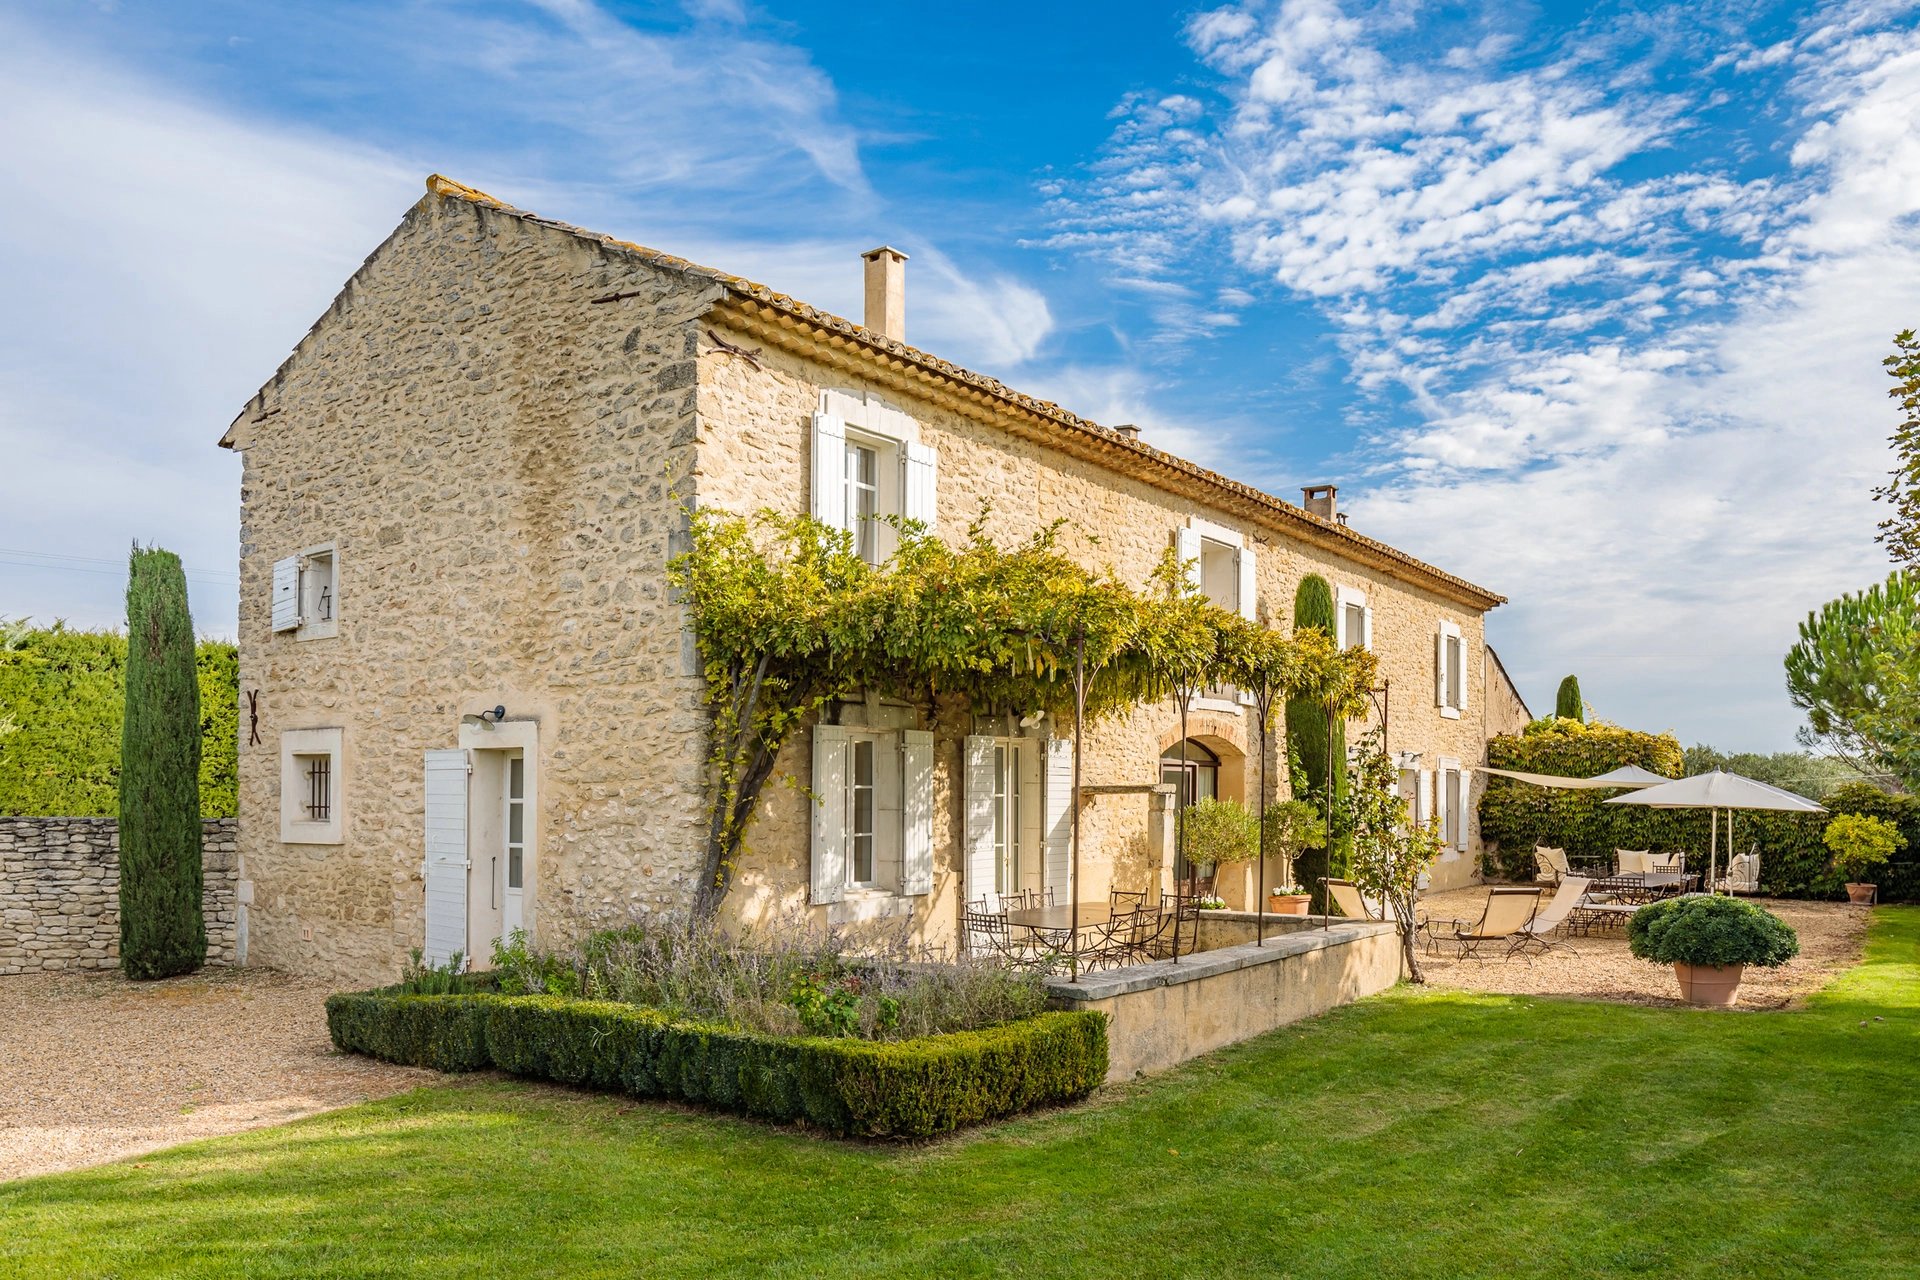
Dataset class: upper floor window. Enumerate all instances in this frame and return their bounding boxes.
[1436,620,1467,717]
[1336,586,1372,651]
[812,390,937,565]
[271,543,338,641]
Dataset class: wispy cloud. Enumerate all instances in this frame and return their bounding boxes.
[1045,0,1920,745]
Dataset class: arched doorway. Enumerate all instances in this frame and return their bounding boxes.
[1160,739,1220,807]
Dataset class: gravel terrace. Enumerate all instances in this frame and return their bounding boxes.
[1414,888,1871,1009]
[0,967,429,1182]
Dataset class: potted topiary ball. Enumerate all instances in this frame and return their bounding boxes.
[1823,813,1899,905]
[1626,896,1800,1008]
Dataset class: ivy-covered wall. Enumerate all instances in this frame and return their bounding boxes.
[1477,718,1916,900]
[0,624,237,818]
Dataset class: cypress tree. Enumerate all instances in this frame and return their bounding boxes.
[1285,574,1347,909]
[1555,675,1585,723]
[119,545,206,979]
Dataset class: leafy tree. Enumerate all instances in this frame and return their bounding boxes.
[1681,744,1869,800]
[1823,812,1899,885]
[1785,571,1917,786]
[1343,728,1446,982]
[1874,328,1920,566]
[1176,797,1256,877]
[1554,675,1584,723]
[118,548,207,979]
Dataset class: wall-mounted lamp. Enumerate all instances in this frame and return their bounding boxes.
[460,705,507,730]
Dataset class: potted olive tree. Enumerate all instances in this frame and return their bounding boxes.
[1262,798,1325,915]
[1627,896,1800,1007]
[1823,813,1899,905]
[1178,797,1255,896]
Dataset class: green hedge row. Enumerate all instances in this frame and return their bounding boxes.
[325,990,1108,1139]
[0,623,237,818]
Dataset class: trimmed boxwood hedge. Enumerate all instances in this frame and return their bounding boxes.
[325,989,1107,1139]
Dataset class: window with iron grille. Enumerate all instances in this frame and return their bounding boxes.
[298,754,332,822]
[280,727,344,844]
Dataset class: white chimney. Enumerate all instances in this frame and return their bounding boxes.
[1302,484,1338,521]
[862,246,907,341]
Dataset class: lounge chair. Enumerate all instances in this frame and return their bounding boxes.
[1446,887,1543,960]
[1534,845,1571,883]
[1323,877,1400,922]
[1714,851,1761,895]
[1509,876,1590,957]
[1616,849,1652,875]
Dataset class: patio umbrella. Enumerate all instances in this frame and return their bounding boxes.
[1604,770,1825,892]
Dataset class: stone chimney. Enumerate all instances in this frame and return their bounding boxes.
[1112,423,1142,441]
[1302,484,1338,521]
[862,246,907,342]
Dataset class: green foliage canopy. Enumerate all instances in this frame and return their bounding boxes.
[1785,570,1917,787]
[118,548,207,980]
[1874,328,1920,567]
[1554,675,1585,723]
[1342,728,1447,981]
[0,619,236,818]
[1823,812,1899,882]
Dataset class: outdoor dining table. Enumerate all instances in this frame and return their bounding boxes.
[1003,903,1120,939]
[1589,872,1697,903]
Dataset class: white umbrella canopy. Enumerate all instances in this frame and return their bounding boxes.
[1480,765,1667,790]
[1605,770,1826,891]
[1587,764,1673,788]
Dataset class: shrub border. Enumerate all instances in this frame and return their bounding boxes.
[325,989,1107,1139]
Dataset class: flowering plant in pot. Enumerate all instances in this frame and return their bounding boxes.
[1626,896,1800,1007]
[1823,813,1898,905]
[1267,882,1311,915]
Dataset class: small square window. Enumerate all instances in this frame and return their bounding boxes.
[280,727,344,844]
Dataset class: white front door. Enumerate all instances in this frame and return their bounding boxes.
[422,749,471,967]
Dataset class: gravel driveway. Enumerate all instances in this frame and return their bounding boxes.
[0,967,429,1182]
[1414,890,1871,1009]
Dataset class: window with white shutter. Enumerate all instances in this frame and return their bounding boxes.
[1436,620,1464,717]
[272,544,339,640]
[900,730,933,896]
[1043,735,1074,901]
[1337,586,1372,652]
[1179,518,1254,708]
[963,735,998,908]
[810,725,849,905]
[271,556,301,633]
[421,748,470,968]
[811,390,935,565]
[1438,758,1465,850]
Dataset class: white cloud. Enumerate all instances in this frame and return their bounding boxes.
[1046,0,1920,747]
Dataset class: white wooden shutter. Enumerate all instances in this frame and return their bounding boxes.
[1018,740,1043,888]
[1435,628,1448,707]
[810,413,847,532]
[810,724,849,905]
[963,735,997,909]
[1362,605,1374,651]
[1417,768,1432,826]
[1457,635,1471,711]
[1176,526,1202,594]
[900,730,933,896]
[422,749,470,967]
[271,556,302,633]
[1236,542,1257,621]
[903,441,938,533]
[1043,735,1074,900]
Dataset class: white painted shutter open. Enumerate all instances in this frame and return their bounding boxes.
[271,556,302,633]
[900,730,933,896]
[1176,526,1202,594]
[1362,605,1375,651]
[1043,735,1074,899]
[1417,768,1433,827]
[1436,629,1448,707]
[422,749,470,968]
[1236,543,1257,621]
[1435,767,1450,843]
[810,413,847,533]
[1458,637,1471,711]
[1018,740,1043,888]
[810,724,849,905]
[963,735,997,909]
[903,441,938,533]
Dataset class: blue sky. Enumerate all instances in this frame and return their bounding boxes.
[2,0,1918,750]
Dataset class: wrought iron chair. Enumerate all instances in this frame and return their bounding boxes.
[1149,890,1202,960]
[1109,888,1147,912]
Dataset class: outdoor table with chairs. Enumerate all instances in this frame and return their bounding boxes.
[965,888,1201,974]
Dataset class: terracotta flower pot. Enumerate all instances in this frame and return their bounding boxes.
[1673,962,1745,1007]
[1845,882,1878,904]
[1268,894,1311,916]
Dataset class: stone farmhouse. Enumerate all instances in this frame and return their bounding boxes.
[222,176,1525,985]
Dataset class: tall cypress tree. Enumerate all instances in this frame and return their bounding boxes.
[119,545,206,979]
[1555,675,1585,723]
[1285,574,1347,909]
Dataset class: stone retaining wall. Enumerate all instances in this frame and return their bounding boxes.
[1046,915,1402,1082]
[0,817,238,974]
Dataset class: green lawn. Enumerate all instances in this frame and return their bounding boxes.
[4,911,1917,1280]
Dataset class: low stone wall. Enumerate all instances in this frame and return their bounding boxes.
[0,817,238,974]
[1046,914,1401,1082]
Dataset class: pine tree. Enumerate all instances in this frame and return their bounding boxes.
[1285,574,1347,908]
[119,546,206,979]
[1555,675,1585,723]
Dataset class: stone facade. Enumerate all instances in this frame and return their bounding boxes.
[0,817,238,973]
[1484,643,1535,740]
[224,177,1507,986]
